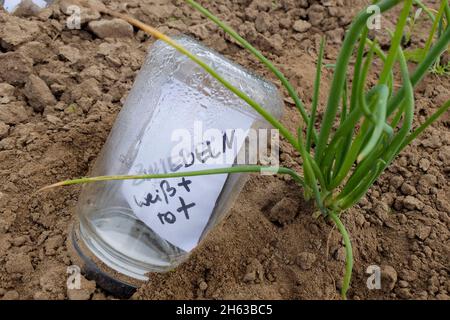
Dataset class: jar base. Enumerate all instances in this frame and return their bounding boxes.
[68,222,141,299]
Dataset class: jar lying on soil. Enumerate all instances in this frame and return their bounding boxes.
[69,36,284,297]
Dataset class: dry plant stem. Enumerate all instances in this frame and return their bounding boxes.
[39,166,306,191]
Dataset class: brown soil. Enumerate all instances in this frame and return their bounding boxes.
[0,0,449,300]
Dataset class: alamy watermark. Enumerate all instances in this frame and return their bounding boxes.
[367,5,382,30]
[66,265,81,290]
[170,121,280,173]
[366,265,381,290]
[119,122,281,181]
[66,5,81,30]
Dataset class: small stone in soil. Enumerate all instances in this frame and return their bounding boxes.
[381,265,397,292]
[0,102,29,125]
[400,269,417,282]
[402,196,424,211]
[417,174,437,195]
[401,183,417,196]
[199,281,208,291]
[243,259,264,283]
[5,253,34,274]
[58,45,81,63]
[67,275,96,300]
[334,247,346,262]
[0,122,9,139]
[243,271,256,283]
[308,4,326,26]
[436,293,450,300]
[24,75,56,112]
[88,19,134,39]
[1,290,19,300]
[46,115,62,126]
[39,265,67,294]
[44,235,64,254]
[396,287,412,299]
[438,146,450,166]
[33,291,50,300]
[415,225,432,241]
[0,83,15,103]
[0,52,33,85]
[255,13,271,33]
[293,20,311,33]
[373,201,389,221]
[421,134,441,149]
[418,158,430,171]
[390,175,404,189]
[296,252,316,270]
[267,197,298,225]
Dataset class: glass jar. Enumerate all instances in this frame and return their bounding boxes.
[69,36,284,297]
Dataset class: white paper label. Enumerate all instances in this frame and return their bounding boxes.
[121,79,254,252]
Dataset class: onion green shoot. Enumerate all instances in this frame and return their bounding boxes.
[41,0,450,299]
[403,6,423,45]
[405,0,450,76]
